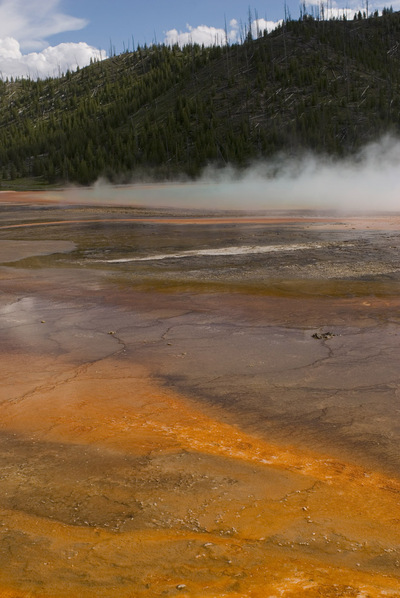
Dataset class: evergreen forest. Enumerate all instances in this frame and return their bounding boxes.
[1,8,400,186]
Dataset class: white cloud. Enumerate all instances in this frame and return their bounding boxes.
[303,0,383,19]
[0,38,106,80]
[251,18,283,37]
[0,0,106,80]
[165,3,397,53]
[165,24,228,47]
[164,18,282,48]
[0,0,87,50]
[0,36,19,59]
[302,0,400,20]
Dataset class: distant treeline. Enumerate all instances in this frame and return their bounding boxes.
[1,8,400,186]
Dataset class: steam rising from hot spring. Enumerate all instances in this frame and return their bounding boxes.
[65,136,400,211]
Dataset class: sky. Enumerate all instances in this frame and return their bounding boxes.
[0,0,395,80]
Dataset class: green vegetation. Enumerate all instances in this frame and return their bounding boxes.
[1,9,400,186]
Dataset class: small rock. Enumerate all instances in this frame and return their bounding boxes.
[312,331,335,340]
[108,331,115,335]
[176,584,187,590]
[41,320,46,324]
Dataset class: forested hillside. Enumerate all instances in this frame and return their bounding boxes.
[1,8,400,186]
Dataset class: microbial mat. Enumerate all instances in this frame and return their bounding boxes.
[1,190,400,596]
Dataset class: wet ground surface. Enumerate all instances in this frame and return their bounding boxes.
[1,193,400,596]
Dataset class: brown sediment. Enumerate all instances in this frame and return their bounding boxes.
[2,215,400,230]
[0,240,75,263]
[0,190,61,204]
[0,187,399,229]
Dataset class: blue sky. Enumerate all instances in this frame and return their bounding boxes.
[51,0,300,51]
[0,0,391,79]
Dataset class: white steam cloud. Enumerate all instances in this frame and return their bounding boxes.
[72,136,400,213]
[0,0,106,80]
[192,136,400,211]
